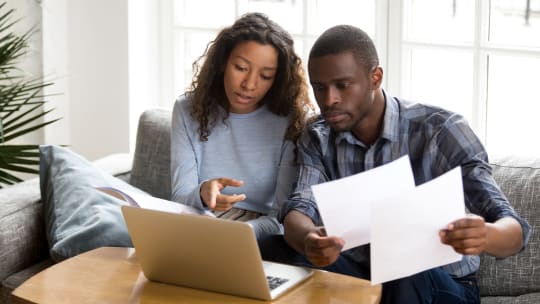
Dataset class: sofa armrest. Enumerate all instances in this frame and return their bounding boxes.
[0,179,47,282]
[93,153,133,176]
[93,152,133,183]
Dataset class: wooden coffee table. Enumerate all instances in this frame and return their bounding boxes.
[12,247,381,303]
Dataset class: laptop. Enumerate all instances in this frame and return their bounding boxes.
[121,205,313,301]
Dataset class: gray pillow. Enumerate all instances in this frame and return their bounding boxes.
[39,145,141,262]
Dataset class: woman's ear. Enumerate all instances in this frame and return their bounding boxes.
[370,66,383,89]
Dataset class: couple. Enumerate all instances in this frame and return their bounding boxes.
[170,12,530,304]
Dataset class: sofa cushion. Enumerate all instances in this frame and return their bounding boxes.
[478,155,540,296]
[39,145,143,262]
[0,179,47,283]
[482,293,540,304]
[130,108,172,199]
[1,259,54,290]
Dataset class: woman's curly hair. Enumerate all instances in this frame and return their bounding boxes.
[187,12,312,142]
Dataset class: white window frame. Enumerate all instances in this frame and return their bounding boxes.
[157,0,540,154]
[386,0,540,150]
[386,0,488,137]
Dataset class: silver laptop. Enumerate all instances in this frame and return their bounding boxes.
[121,205,313,301]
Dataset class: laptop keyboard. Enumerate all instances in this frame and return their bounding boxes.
[266,275,289,290]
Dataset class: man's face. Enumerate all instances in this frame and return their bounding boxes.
[308,52,380,136]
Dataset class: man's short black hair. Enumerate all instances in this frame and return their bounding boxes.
[309,25,379,72]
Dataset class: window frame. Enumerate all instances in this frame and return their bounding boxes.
[159,0,540,155]
[387,0,540,151]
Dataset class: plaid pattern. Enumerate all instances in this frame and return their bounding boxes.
[279,90,530,278]
[215,208,261,222]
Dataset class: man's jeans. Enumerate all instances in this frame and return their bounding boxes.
[258,235,479,304]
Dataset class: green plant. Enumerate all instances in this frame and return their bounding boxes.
[0,2,59,187]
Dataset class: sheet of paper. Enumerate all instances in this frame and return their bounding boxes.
[96,187,215,217]
[370,166,465,285]
[311,155,416,250]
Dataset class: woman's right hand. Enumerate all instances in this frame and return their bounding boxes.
[200,178,246,211]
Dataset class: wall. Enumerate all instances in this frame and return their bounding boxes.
[128,0,164,153]
[9,0,170,161]
[42,0,130,161]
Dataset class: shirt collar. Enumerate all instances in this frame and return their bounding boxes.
[335,89,400,146]
[381,89,400,143]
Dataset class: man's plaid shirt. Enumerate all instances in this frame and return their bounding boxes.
[279,90,530,278]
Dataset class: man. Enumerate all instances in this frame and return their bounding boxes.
[279,25,530,303]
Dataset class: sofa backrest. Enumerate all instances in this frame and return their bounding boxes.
[130,108,172,200]
[478,155,540,296]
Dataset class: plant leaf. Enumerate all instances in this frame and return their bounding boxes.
[2,118,60,142]
[0,2,59,187]
[0,170,22,187]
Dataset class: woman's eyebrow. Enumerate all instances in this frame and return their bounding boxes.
[236,55,277,71]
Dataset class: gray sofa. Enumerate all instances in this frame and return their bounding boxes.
[0,108,538,303]
[477,155,540,303]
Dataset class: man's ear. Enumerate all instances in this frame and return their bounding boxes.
[371,66,383,89]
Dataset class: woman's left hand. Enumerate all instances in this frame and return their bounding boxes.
[200,177,246,211]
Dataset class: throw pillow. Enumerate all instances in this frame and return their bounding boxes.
[40,145,142,262]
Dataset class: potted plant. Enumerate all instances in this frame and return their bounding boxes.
[0,2,59,187]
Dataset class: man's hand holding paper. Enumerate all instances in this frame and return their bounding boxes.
[303,227,344,267]
[440,214,487,256]
[370,166,465,284]
[311,156,466,285]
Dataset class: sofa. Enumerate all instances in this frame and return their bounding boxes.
[0,108,538,303]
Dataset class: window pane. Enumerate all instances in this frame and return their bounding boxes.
[174,0,235,28]
[486,54,540,156]
[306,0,375,36]
[405,48,474,122]
[174,30,217,95]
[243,0,303,34]
[404,0,475,43]
[293,38,304,62]
[489,0,540,47]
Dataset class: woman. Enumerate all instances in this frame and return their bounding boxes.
[171,12,312,239]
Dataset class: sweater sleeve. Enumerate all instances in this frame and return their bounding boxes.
[270,139,298,217]
[170,95,206,210]
[247,139,298,238]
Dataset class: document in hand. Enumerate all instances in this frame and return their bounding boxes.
[96,187,215,217]
[311,156,465,285]
[370,167,464,285]
[311,155,416,250]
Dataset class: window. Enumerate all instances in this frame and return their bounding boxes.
[389,0,540,157]
[165,0,377,105]
[161,0,540,157]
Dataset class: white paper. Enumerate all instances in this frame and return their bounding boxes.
[311,156,416,250]
[96,186,215,217]
[370,167,465,285]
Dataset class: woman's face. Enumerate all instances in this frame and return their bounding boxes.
[223,41,278,114]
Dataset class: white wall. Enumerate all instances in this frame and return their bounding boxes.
[42,0,130,161]
[128,0,165,153]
